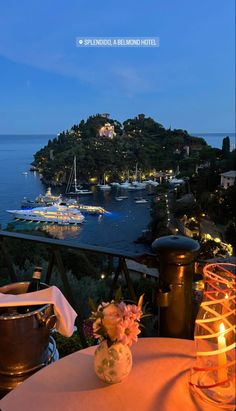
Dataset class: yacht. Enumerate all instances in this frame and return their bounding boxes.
[22,193,105,215]
[21,187,61,208]
[62,200,106,215]
[7,205,85,225]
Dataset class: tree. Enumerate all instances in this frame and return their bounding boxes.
[225,219,236,255]
[222,136,230,159]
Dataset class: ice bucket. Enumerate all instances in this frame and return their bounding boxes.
[0,282,57,393]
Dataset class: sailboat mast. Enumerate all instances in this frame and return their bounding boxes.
[135,162,138,181]
[74,156,77,190]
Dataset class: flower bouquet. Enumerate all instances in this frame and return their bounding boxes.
[89,294,144,383]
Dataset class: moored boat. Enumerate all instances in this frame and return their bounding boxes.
[7,205,85,225]
[115,196,128,201]
[134,198,148,203]
[73,189,93,195]
[98,174,111,190]
[21,187,61,209]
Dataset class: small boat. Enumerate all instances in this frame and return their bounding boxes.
[149,180,159,187]
[130,164,147,190]
[143,179,159,187]
[99,184,111,191]
[7,205,85,225]
[78,205,106,215]
[120,180,132,189]
[115,196,128,201]
[74,189,93,195]
[134,198,148,203]
[99,174,111,190]
[168,178,185,185]
[21,171,28,175]
[132,182,146,189]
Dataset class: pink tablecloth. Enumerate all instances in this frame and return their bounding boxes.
[0,338,232,411]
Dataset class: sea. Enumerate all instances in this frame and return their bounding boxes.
[0,135,151,254]
[191,132,235,150]
[0,132,235,253]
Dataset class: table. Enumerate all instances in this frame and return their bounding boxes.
[0,338,231,411]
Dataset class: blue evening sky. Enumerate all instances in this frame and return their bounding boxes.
[0,0,235,134]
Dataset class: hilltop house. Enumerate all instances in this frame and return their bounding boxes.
[220,170,236,189]
[98,123,116,139]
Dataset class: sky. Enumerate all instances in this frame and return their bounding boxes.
[0,0,235,134]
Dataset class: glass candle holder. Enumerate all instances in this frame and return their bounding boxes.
[189,263,236,409]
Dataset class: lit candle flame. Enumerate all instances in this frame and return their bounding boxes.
[219,322,225,333]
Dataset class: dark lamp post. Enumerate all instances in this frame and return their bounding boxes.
[152,235,200,339]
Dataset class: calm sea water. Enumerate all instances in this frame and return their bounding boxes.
[0,135,151,253]
[0,133,234,253]
[191,132,235,149]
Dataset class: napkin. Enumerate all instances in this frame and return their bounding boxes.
[0,285,77,337]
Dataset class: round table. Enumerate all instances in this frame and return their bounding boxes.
[0,338,230,411]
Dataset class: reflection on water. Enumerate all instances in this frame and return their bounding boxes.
[39,224,82,240]
[0,135,151,253]
[7,220,82,240]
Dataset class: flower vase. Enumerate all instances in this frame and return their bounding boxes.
[189,263,236,409]
[94,340,132,384]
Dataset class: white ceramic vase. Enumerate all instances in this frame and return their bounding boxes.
[94,340,132,384]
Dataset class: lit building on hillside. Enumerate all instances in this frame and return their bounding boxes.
[220,170,236,189]
[99,123,116,139]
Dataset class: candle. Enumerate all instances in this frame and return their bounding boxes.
[218,322,227,382]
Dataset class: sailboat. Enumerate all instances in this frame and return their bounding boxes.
[132,163,147,189]
[99,174,111,190]
[120,170,132,189]
[65,156,92,195]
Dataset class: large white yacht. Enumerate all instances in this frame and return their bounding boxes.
[7,205,85,225]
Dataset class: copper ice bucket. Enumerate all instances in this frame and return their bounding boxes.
[0,282,57,393]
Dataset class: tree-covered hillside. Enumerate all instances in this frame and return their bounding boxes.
[32,113,208,186]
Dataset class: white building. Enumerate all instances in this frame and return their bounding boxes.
[220,171,236,189]
[99,123,116,139]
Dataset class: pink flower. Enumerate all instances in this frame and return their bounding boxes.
[119,303,142,321]
[90,299,143,346]
[117,318,141,347]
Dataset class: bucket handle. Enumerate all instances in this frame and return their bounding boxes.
[36,311,57,331]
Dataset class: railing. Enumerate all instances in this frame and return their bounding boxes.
[1,230,227,345]
[0,230,158,347]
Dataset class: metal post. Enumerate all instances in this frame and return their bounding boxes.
[152,235,200,339]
